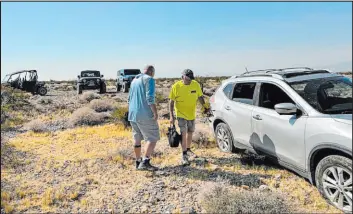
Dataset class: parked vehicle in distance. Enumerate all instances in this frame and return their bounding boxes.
[209,67,352,212]
[1,70,48,96]
[116,69,141,93]
[77,70,106,94]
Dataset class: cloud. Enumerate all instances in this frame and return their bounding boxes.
[1,45,351,80]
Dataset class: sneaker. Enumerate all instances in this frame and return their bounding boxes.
[187,150,198,159]
[138,159,158,171]
[135,160,141,169]
[181,155,190,166]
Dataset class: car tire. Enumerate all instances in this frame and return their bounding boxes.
[315,155,352,213]
[100,83,106,94]
[77,85,83,95]
[117,84,121,92]
[122,83,128,93]
[215,123,235,153]
[37,87,47,96]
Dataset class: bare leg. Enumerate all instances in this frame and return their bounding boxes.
[144,141,157,158]
[134,140,142,160]
[181,131,187,152]
[138,141,158,171]
[186,132,193,149]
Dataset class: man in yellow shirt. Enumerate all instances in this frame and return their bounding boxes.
[169,69,210,165]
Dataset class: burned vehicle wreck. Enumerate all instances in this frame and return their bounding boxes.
[1,70,48,96]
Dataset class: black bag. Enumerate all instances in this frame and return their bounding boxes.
[167,124,181,148]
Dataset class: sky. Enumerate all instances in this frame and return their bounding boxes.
[1,2,352,80]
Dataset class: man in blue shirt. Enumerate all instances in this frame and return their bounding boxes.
[128,65,159,171]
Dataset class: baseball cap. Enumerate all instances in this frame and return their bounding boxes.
[182,69,194,80]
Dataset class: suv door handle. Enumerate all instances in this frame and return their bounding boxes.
[225,106,231,110]
[253,115,262,120]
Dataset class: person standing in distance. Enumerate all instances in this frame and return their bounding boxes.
[128,65,159,171]
[169,69,210,165]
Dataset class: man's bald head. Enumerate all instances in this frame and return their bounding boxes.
[144,65,155,77]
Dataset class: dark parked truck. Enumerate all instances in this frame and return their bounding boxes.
[77,70,106,94]
[1,70,47,96]
[116,69,141,93]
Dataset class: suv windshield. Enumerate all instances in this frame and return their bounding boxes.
[81,71,100,77]
[2,75,11,83]
[290,76,352,114]
[124,70,141,75]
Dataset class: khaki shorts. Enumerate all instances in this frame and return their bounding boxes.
[177,118,195,133]
[130,119,160,143]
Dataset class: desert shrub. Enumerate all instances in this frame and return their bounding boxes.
[69,107,108,126]
[192,126,215,148]
[155,92,167,104]
[80,92,101,102]
[111,105,128,121]
[25,119,48,133]
[37,98,53,105]
[199,182,291,213]
[89,99,114,112]
[195,76,206,92]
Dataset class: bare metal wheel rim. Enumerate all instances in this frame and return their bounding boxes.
[216,127,230,151]
[322,166,352,212]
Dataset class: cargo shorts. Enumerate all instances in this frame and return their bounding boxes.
[177,118,195,133]
[130,119,160,143]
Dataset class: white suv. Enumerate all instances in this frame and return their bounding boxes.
[209,67,352,212]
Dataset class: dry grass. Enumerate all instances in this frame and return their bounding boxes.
[80,92,100,102]
[69,107,109,127]
[2,118,343,214]
[192,124,215,147]
[1,191,14,213]
[111,105,128,122]
[198,181,292,213]
[37,98,53,105]
[89,99,114,113]
[25,119,48,133]
[8,124,132,162]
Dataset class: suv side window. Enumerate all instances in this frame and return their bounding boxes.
[222,83,234,99]
[259,83,295,110]
[231,82,256,105]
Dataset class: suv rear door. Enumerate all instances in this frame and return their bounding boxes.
[222,81,256,148]
[251,81,307,171]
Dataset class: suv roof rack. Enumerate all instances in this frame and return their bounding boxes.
[237,67,332,79]
[241,67,314,76]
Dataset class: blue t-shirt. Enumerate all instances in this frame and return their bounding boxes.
[128,74,156,122]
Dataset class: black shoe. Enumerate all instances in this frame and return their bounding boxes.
[181,155,190,166]
[135,160,142,169]
[138,159,158,171]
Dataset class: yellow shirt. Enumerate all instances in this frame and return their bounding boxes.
[169,80,203,120]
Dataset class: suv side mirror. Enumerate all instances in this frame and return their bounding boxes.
[77,75,80,78]
[101,75,104,77]
[274,103,298,115]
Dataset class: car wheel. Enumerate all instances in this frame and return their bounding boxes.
[37,87,47,96]
[122,83,128,93]
[315,155,352,213]
[117,84,121,92]
[77,85,83,95]
[100,83,106,94]
[215,123,235,153]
